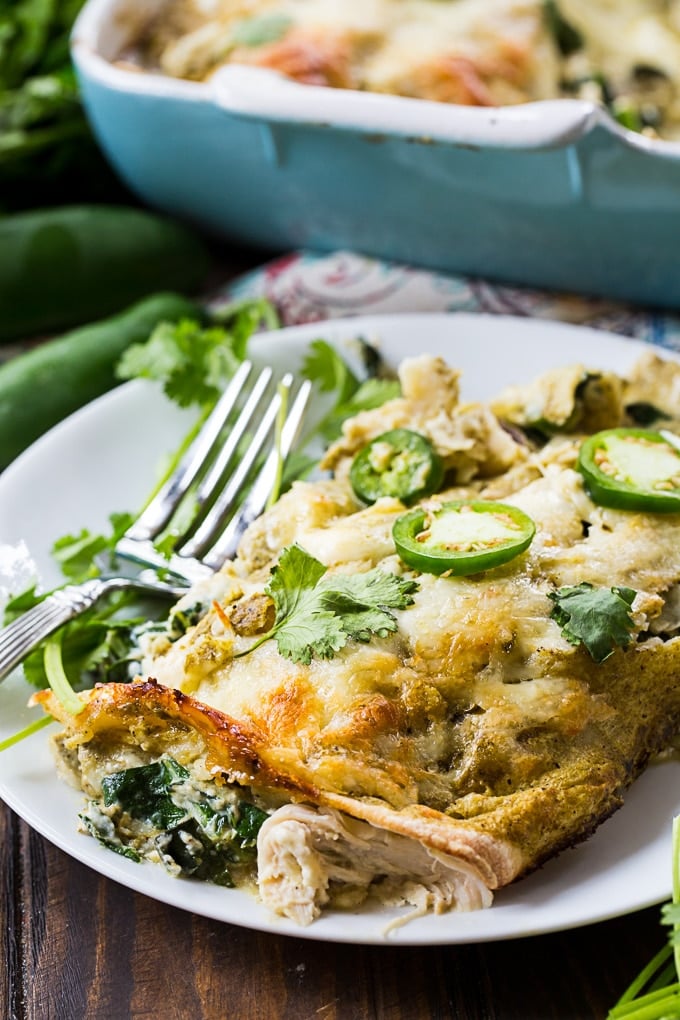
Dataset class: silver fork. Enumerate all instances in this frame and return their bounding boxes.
[0,362,311,682]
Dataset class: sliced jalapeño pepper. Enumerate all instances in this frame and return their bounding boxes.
[578,428,680,512]
[392,500,535,576]
[349,428,443,505]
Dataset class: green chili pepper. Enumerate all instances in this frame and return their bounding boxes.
[0,205,212,342]
[392,500,535,576]
[578,428,680,512]
[349,429,443,505]
[0,291,203,467]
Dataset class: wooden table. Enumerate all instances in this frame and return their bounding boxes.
[0,798,666,1019]
[0,246,670,1020]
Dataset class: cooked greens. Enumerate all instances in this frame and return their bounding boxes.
[81,757,268,885]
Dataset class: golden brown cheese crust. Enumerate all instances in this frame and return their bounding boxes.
[37,680,517,891]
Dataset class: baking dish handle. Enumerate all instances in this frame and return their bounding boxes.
[210,66,600,151]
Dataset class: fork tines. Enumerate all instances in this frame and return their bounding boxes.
[117,363,311,578]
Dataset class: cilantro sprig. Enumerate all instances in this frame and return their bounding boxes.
[548,582,637,663]
[235,544,419,665]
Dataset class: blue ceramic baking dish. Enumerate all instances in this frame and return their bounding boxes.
[73,0,680,308]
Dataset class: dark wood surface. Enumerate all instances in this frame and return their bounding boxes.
[0,796,666,1020]
[0,246,670,1020]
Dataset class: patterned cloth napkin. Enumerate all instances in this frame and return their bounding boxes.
[4,248,680,366]
[217,249,680,353]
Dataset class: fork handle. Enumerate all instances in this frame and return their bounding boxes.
[0,578,116,683]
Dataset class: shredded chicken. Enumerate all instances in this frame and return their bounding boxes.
[257,803,492,925]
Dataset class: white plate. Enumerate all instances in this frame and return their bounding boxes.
[1,313,679,946]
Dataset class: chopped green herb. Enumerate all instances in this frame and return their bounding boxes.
[236,543,419,665]
[52,512,135,582]
[544,0,584,56]
[231,13,293,48]
[548,582,637,663]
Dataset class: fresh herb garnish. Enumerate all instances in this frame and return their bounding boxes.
[301,339,401,442]
[3,302,398,731]
[117,317,250,410]
[4,583,149,690]
[544,0,583,56]
[236,544,419,665]
[548,582,637,663]
[52,512,135,582]
[231,13,293,48]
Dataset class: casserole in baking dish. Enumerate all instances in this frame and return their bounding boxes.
[131,0,680,141]
[72,0,680,307]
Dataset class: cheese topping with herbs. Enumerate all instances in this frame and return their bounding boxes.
[122,0,680,139]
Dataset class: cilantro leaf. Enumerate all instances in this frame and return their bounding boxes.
[273,608,347,665]
[318,569,420,643]
[4,583,148,690]
[116,318,244,408]
[231,13,293,48]
[52,512,134,581]
[548,582,637,662]
[239,544,419,664]
[266,542,327,620]
[302,339,359,403]
[263,544,345,664]
[318,377,402,442]
[116,300,278,408]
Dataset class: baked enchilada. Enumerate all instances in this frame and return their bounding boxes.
[124,0,680,140]
[35,348,680,926]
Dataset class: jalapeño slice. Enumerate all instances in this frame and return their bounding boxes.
[392,500,535,576]
[578,428,680,512]
[350,428,443,505]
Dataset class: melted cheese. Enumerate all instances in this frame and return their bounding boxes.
[43,351,680,927]
[128,0,680,138]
